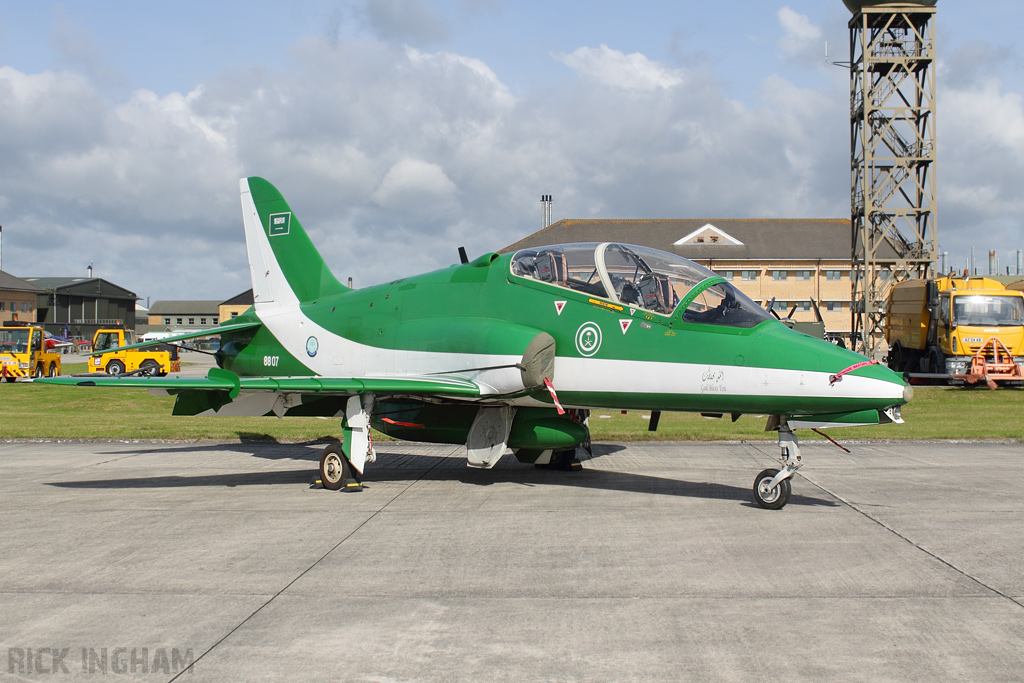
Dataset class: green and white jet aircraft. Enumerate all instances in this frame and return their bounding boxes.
[39,177,912,509]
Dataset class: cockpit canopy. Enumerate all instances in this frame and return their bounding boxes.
[511,242,773,328]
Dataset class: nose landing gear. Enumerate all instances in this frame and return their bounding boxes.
[752,421,802,509]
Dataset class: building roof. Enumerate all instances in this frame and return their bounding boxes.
[148,300,222,316]
[0,270,44,293]
[22,277,137,299]
[221,289,254,307]
[502,218,897,261]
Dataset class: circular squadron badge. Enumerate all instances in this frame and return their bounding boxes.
[305,336,319,357]
[575,323,602,357]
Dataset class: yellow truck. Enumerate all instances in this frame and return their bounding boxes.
[88,328,180,376]
[885,275,1024,385]
[0,323,62,381]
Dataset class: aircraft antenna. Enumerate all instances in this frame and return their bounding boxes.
[846,0,938,355]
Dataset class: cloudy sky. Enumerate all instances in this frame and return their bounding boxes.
[1,0,1022,303]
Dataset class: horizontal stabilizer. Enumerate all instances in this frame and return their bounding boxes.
[88,320,263,356]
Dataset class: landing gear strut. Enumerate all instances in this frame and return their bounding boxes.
[318,394,376,492]
[752,421,802,509]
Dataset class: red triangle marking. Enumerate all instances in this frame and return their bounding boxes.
[619,319,632,334]
[554,300,567,316]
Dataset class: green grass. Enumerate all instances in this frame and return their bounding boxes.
[1,383,1021,442]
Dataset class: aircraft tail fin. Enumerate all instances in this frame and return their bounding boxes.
[239,177,349,307]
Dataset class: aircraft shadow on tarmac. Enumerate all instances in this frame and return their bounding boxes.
[50,443,837,508]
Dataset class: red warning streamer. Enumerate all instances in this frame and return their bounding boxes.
[543,377,566,415]
[380,417,425,429]
[829,359,879,386]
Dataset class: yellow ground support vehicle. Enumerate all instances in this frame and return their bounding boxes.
[0,323,62,381]
[88,328,180,376]
[885,276,1024,385]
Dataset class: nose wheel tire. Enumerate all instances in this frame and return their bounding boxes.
[319,444,361,491]
[753,468,791,510]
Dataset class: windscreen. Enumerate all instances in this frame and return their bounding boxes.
[0,329,30,352]
[93,332,118,352]
[680,278,774,327]
[953,295,1024,327]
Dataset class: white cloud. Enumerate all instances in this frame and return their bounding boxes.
[557,44,685,91]
[2,25,1023,300]
[360,0,449,45]
[938,75,1024,267]
[778,7,822,62]
[371,158,458,206]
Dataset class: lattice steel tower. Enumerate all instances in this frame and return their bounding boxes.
[847,0,937,355]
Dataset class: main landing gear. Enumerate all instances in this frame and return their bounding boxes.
[317,395,375,492]
[752,421,802,510]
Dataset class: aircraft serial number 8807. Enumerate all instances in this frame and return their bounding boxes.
[39,177,912,509]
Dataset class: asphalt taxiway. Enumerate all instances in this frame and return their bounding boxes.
[1,438,1022,681]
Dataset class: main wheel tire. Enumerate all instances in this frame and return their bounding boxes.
[106,360,126,376]
[319,444,350,491]
[753,468,791,510]
[48,363,58,377]
[34,364,44,378]
[139,359,160,376]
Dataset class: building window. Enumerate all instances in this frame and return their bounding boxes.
[200,318,207,325]
[231,312,238,318]
[825,301,842,311]
[741,270,758,281]
[771,300,788,312]
[773,270,788,281]
[826,270,843,281]
[718,271,734,281]
[164,318,171,325]
[0,302,4,311]
[796,270,811,281]
[212,317,218,324]
[188,318,195,325]
[176,318,183,325]
[21,303,27,312]
[799,301,811,311]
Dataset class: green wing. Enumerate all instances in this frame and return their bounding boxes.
[35,367,482,416]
